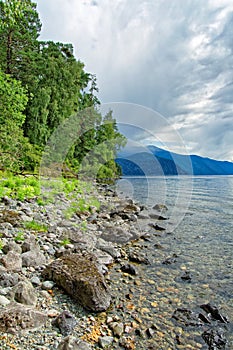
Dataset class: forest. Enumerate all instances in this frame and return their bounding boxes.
[0,0,126,180]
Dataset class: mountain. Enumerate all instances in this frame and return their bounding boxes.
[116,146,233,176]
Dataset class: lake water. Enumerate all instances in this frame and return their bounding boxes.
[113,176,233,349]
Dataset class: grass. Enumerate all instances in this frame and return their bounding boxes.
[59,237,71,246]
[0,172,101,227]
[14,231,25,242]
[0,173,40,200]
[0,238,4,251]
[24,220,48,232]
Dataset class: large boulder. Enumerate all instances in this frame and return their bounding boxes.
[42,252,111,312]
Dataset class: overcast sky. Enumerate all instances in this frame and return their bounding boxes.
[36,0,233,161]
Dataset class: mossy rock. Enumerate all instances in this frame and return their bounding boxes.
[42,252,111,312]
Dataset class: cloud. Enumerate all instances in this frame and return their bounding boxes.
[36,0,233,161]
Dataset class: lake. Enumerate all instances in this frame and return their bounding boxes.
[113,176,233,349]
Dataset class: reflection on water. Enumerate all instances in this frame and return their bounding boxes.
[113,176,233,348]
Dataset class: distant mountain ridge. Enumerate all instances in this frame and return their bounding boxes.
[116,146,233,176]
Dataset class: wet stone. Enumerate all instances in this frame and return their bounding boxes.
[172,308,201,327]
[202,328,227,350]
[128,251,150,265]
[121,264,137,276]
[180,271,192,282]
[200,303,229,323]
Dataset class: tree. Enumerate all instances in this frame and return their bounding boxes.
[74,110,126,180]
[0,0,126,178]
[23,41,99,146]
[0,0,41,82]
[0,69,39,171]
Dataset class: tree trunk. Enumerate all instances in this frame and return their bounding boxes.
[6,30,13,74]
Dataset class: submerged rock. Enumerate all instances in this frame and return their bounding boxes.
[153,204,168,211]
[128,250,150,265]
[172,307,201,327]
[180,271,192,282]
[202,328,227,350]
[42,252,111,312]
[200,303,229,323]
[121,264,137,275]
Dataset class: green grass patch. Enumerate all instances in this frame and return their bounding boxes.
[14,231,25,242]
[0,174,40,200]
[59,237,71,246]
[24,220,48,232]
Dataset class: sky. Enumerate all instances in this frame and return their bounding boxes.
[36,0,233,161]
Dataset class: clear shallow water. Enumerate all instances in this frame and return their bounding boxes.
[113,176,233,349]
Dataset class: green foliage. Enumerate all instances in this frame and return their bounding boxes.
[59,237,71,246]
[0,174,40,200]
[0,238,4,250]
[0,69,41,172]
[0,69,28,126]
[24,220,48,232]
[74,110,127,181]
[64,196,100,219]
[24,41,96,146]
[14,231,25,242]
[0,0,126,178]
[0,0,41,78]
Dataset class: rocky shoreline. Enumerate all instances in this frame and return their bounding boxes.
[0,181,231,349]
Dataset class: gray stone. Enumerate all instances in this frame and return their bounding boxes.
[42,280,55,290]
[52,310,77,336]
[0,272,19,287]
[2,241,22,254]
[0,287,11,296]
[96,238,121,259]
[21,249,46,267]
[93,249,114,266]
[153,204,168,211]
[21,235,37,252]
[111,322,124,337]
[42,252,111,312]
[101,227,134,244]
[1,251,22,271]
[30,276,41,286]
[98,336,114,348]
[57,336,92,350]
[0,303,47,332]
[0,295,10,306]
[11,280,37,306]
[20,214,32,222]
